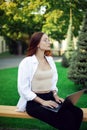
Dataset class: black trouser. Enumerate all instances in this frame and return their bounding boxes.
[26,91,83,130]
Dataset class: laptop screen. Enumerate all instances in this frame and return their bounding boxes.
[66,89,86,105]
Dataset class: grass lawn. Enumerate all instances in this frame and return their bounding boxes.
[0,62,87,130]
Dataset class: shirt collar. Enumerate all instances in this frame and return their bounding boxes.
[31,54,51,64]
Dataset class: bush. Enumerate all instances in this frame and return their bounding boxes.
[61,53,69,68]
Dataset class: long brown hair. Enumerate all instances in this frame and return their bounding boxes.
[27,32,52,56]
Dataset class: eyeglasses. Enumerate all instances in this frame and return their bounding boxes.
[43,39,50,44]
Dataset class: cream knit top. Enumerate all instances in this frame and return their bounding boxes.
[31,68,53,92]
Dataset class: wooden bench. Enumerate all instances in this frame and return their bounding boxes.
[0,105,87,122]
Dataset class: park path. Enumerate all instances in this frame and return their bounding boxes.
[0,55,25,69]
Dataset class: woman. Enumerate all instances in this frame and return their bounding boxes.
[17,32,83,130]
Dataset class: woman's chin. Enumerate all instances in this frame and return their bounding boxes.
[47,47,51,50]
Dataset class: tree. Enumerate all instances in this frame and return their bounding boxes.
[0,0,87,55]
[0,0,44,54]
[61,6,74,67]
[61,0,87,67]
[42,0,86,40]
[68,10,87,88]
[0,0,44,39]
[0,0,86,40]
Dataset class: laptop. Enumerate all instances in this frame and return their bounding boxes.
[41,89,87,112]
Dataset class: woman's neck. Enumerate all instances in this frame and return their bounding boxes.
[35,51,45,61]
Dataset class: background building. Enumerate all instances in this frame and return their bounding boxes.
[0,36,8,54]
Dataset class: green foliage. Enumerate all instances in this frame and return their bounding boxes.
[0,0,44,39]
[62,8,74,67]
[68,10,87,88]
[0,0,87,55]
[0,0,86,41]
[61,52,70,67]
[42,9,68,41]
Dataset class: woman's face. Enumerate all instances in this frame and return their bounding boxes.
[37,34,51,51]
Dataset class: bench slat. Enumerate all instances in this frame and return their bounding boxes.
[81,108,87,122]
[0,105,87,121]
[0,105,32,118]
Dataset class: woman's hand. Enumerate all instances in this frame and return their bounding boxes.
[53,94,64,103]
[42,100,58,108]
[34,96,58,108]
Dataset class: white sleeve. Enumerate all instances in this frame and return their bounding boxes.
[51,58,58,92]
[18,59,37,101]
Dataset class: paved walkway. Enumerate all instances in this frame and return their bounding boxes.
[0,55,62,69]
[0,55,25,69]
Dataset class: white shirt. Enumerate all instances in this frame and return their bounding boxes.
[16,55,58,111]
